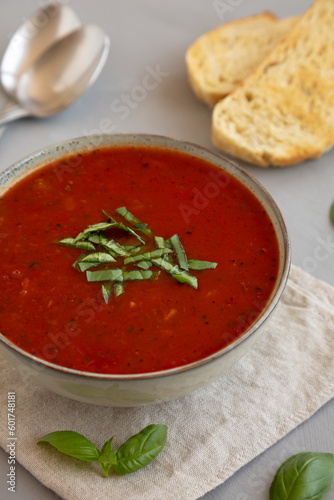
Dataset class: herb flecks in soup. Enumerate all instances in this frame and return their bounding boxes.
[59,207,218,302]
[0,146,279,374]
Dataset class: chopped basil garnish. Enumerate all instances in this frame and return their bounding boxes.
[154,236,165,249]
[136,261,152,270]
[170,234,189,270]
[102,282,113,304]
[58,238,96,251]
[116,206,152,235]
[151,257,198,289]
[58,208,217,302]
[188,259,218,270]
[75,252,116,272]
[114,282,125,297]
[123,270,156,281]
[124,247,172,265]
[87,269,123,282]
[89,234,130,257]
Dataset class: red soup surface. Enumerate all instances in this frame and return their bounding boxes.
[0,146,279,374]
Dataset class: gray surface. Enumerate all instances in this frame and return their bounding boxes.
[0,0,333,499]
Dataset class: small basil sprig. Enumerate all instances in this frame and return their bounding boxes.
[37,424,167,477]
[270,452,334,500]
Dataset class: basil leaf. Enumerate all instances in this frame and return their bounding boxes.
[83,222,115,233]
[151,258,197,289]
[269,452,334,500]
[154,236,165,249]
[116,207,152,235]
[76,252,116,272]
[98,436,117,477]
[88,234,130,257]
[110,221,145,244]
[170,234,188,270]
[102,282,113,304]
[123,270,155,281]
[136,261,152,270]
[172,272,198,289]
[114,282,125,297]
[101,209,116,223]
[130,246,142,254]
[124,248,172,265]
[58,238,96,251]
[86,269,123,282]
[330,202,334,225]
[150,257,181,275]
[77,261,100,272]
[79,252,116,264]
[113,424,167,475]
[188,259,218,270]
[73,223,115,243]
[37,431,100,462]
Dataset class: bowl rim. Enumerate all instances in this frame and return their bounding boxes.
[0,132,291,381]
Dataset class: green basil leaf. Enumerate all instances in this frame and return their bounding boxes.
[136,261,152,270]
[113,424,168,475]
[86,269,123,282]
[37,431,100,462]
[88,234,130,257]
[98,436,117,477]
[116,207,152,235]
[154,236,165,249]
[79,252,116,264]
[151,258,197,288]
[114,282,125,297]
[101,209,116,223]
[124,247,172,265]
[269,452,334,500]
[150,257,181,275]
[172,272,198,289]
[330,202,334,225]
[130,246,142,254]
[123,270,155,281]
[170,234,188,270]
[58,238,96,251]
[188,259,218,270]
[111,221,145,244]
[102,282,113,304]
[77,261,100,272]
[83,222,115,233]
[76,252,116,272]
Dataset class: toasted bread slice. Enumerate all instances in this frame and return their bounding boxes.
[212,0,334,167]
[186,13,297,108]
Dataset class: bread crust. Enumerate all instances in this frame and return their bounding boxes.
[212,0,334,167]
[186,12,296,107]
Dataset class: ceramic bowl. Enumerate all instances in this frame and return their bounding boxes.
[0,134,290,406]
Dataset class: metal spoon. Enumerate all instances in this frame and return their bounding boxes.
[0,25,110,127]
[1,3,82,99]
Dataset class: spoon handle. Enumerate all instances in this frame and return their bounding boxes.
[0,100,30,127]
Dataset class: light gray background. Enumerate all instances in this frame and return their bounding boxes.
[0,0,333,499]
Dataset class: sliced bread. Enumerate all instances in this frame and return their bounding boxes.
[186,13,297,108]
[212,0,334,167]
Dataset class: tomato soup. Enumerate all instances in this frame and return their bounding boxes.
[0,146,279,374]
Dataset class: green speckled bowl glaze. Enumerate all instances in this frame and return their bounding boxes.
[0,134,291,407]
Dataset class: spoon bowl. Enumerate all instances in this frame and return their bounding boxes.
[1,4,82,98]
[0,25,110,127]
[16,25,110,117]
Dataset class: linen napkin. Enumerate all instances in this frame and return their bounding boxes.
[0,264,333,500]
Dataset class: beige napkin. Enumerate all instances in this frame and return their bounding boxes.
[0,264,334,500]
